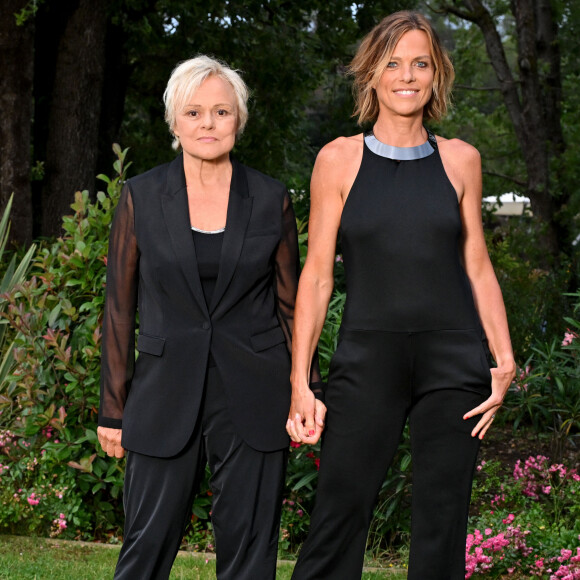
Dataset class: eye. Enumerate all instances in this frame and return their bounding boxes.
[386,61,398,69]
[415,61,429,69]
[217,109,230,116]
[186,110,199,117]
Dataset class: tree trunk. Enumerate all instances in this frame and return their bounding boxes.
[96,21,130,180]
[0,0,34,245]
[40,0,110,237]
[439,0,567,261]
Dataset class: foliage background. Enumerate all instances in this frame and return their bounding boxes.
[0,0,579,575]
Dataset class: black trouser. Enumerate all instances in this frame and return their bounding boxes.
[292,328,491,580]
[114,366,288,580]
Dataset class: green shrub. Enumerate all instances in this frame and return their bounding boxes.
[0,145,131,539]
[505,289,580,459]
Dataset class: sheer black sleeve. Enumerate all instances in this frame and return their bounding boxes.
[98,183,139,428]
[274,190,325,401]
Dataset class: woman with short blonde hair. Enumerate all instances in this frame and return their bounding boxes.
[98,54,322,580]
[163,55,250,149]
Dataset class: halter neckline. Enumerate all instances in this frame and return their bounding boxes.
[364,130,436,160]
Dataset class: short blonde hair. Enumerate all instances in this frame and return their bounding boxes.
[349,11,454,124]
[163,55,249,150]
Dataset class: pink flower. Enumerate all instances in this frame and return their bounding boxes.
[562,330,577,346]
[27,493,39,506]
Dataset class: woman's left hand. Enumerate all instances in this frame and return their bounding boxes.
[463,363,516,439]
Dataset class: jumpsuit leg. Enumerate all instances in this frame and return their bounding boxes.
[203,367,287,580]
[292,331,411,580]
[408,389,483,579]
[114,425,206,580]
[407,329,491,579]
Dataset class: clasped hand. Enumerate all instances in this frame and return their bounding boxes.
[286,387,327,445]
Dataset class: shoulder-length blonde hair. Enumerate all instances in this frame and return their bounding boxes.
[163,55,249,150]
[348,11,454,125]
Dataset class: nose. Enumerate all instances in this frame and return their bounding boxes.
[201,110,215,129]
[401,63,415,82]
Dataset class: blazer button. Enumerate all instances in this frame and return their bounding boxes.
[202,322,210,330]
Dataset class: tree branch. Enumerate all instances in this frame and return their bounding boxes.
[454,84,501,91]
[482,170,527,187]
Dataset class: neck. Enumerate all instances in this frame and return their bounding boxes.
[372,115,426,147]
[183,152,232,188]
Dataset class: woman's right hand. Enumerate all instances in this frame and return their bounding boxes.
[286,387,327,445]
[97,426,125,458]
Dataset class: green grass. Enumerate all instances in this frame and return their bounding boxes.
[0,535,407,579]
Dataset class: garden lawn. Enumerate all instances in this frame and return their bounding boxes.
[0,535,406,579]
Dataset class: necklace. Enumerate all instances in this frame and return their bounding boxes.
[364,131,435,161]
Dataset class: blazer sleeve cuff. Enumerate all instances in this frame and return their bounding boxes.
[309,381,326,404]
[98,416,123,430]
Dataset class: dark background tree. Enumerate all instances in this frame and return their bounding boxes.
[0,0,34,245]
[434,0,570,261]
[0,0,415,241]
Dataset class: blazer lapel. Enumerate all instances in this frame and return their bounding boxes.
[209,158,253,314]
[161,154,209,316]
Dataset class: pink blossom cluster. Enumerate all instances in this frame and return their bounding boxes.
[532,544,580,579]
[0,462,8,476]
[282,498,304,517]
[549,545,580,579]
[465,520,533,578]
[50,513,67,537]
[562,329,578,347]
[513,455,580,499]
[0,430,15,454]
[512,365,531,391]
[27,492,40,506]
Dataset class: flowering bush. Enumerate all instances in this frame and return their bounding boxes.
[466,455,580,579]
[506,290,580,458]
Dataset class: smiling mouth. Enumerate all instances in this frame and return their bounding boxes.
[394,90,418,95]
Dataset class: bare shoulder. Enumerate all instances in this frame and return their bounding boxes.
[437,136,481,167]
[313,134,363,201]
[316,134,363,168]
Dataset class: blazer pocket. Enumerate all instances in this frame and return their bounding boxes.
[250,327,286,352]
[137,333,166,356]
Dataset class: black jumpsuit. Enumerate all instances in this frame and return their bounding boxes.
[292,131,492,580]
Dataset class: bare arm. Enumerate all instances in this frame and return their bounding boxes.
[287,137,360,444]
[442,140,516,438]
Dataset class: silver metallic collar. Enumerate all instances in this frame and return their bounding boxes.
[364,132,435,160]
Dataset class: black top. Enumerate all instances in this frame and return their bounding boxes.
[339,133,480,332]
[192,228,225,308]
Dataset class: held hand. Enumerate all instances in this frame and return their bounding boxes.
[286,388,327,445]
[463,363,515,439]
[97,426,125,458]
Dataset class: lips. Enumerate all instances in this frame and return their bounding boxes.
[394,90,418,95]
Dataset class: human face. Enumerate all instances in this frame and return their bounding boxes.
[173,75,238,162]
[375,29,435,120]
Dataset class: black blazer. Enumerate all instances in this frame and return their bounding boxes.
[99,154,303,457]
